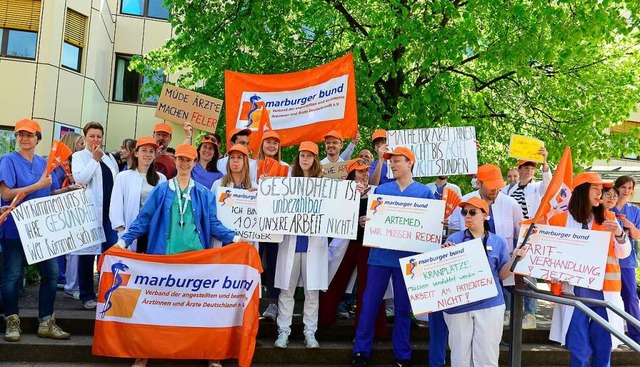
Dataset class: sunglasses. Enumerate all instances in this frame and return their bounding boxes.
[203,134,219,144]
[354,159,367,166]
[461,209,482,217]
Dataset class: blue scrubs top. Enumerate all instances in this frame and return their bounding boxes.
[612,203,640,268]
[191,163,223,190]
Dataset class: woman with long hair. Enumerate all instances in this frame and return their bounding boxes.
[549,172,630,366]
[273,141,327,349]
[110,137,166,253]
[119,138,136,171]
[191,134,223,189]
[211,144,256,193]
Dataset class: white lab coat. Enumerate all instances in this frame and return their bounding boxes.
[275,235,329,291]
[501,169,553,219]
[72,148,119,221]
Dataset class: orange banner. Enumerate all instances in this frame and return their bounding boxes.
[92,243,262,366]
[225,53,358,147]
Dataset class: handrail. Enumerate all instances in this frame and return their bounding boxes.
[508,275,640,367]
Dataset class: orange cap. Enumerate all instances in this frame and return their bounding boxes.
[227,144,249,156]
[261,130,280,142]
[346,158,371,173]
[299,141,319,155]
[476,164,505,190]
[153,122,173,134]
[372,129,386,141]
[175,144,197,160]
[383,147,415,164]
[572,172,605,190]
[324,130,343,141]
[15,118,42,134]
[135,136,159,150]
[517,160,537,168]
[459,196,490,214]
[603,182,614,188]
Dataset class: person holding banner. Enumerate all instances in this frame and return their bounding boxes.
[191,134,223,189]
[441,196,526,367]
[0,119,74,342]
[109,137,167,253]
[320,130,358,164]
[368,129,395,186]
[319,158,387,337]
[72,121,120,310]
[352,147,433,367]
[273,141,328,350]
[612,175,640,344]
[548,172,630,366]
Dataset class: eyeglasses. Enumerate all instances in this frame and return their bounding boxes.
[603,193,619,199]
[461,209,481,216]
[16,131,35,139]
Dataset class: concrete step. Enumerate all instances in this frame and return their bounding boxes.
[1,335,639,366]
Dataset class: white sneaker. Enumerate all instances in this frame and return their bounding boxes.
[262,303,278,321]
[522,313,537,329]
[274,332,289,348]
[64,290,80,300]
[83,300,97,310]
[503,311,510,326]
[4,314,21,342]
[305,333,319,349]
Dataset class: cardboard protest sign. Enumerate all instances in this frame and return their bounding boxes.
[155,84,223,133]
[363,194,445,253]
[513,224,610,290]
[322,161,348,179]
[400,239,498,314]
[508,134,545,163]
[257,177,360,239]
[386,127,477,178]
[93,243,261,366]
[225,53,357,146]
[12,190,106,264]
[215,187,283,243]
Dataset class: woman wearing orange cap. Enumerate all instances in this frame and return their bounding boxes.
[211,144,256,194]
[273,141,328,350]
[109,137,167,253]
[441,197,525,367]
[191,133,223,189]
[547,172,630,366]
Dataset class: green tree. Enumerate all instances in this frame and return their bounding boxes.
[134,0,640,169]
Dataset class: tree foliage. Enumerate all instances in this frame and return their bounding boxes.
[133,0,640,169]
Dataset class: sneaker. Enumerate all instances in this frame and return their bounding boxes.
[522,313,537,330]
[262,303,278,321]
[304,333,320,349]
[351,352,367,367]
[503,311,510,326]
[131,358,148,367]
[4,314,21,342]
[394,359,413,367]
[337,302,350,319]
[208,360,222,367]
[37,314,71,340]
[83,300,97,310]
[56,283,66,290]
[273,332,289,348]
[64,289,80,300]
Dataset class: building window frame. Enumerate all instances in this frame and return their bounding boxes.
[0,28,38,60]
[61,8,87,72]
[120,0,169,20]
[113,53,165,105]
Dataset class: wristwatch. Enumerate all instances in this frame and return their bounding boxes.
[615,232,627,242]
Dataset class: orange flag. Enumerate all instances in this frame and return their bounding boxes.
[527,146,573,224]
[247,106,272,158]
[45,141,72,175]
[441,187,461,219]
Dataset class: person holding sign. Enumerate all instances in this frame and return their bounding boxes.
[368,129,395,186]
[109,137,167,253]
[0,119,75,342]
[321,130,359,164]
[273,141,328,350]
[352,147,433,367]
[548,172,630,367]
[191,134,223,189]
[441,197,526,367]
[152,122,177,179]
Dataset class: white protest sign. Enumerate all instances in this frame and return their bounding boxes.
[12,189,106,264]
[386,127,477,178]
[514,224,610,290]
[400,239,498,314]
[215,187,283,243]
[257,177,360,239]
[362,194,445,253]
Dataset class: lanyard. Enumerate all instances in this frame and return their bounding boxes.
[464,229,489,255]
[174,178,193,227]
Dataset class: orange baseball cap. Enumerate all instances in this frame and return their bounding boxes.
[383,147,415,164]
[458,196,490,214]
[261,130,280,142]
[153,122,173,134]
[299,141,319,155]
[135,136,159,150]
[15,118,42,134]
[175,144,197,160]
[346,158,371,173]
[476,164,505,190]
[324,130,343,141]
[572,172,605,190]
[603,181,614,189]
[372,129,386,141]
[227,144,249,156]
[517,160,537,168]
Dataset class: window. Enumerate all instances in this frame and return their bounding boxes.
[113,54,164,104]
[121,0,169,20]
[0,126,16,155]
[0,0,42,60]
[61,9,86,72]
